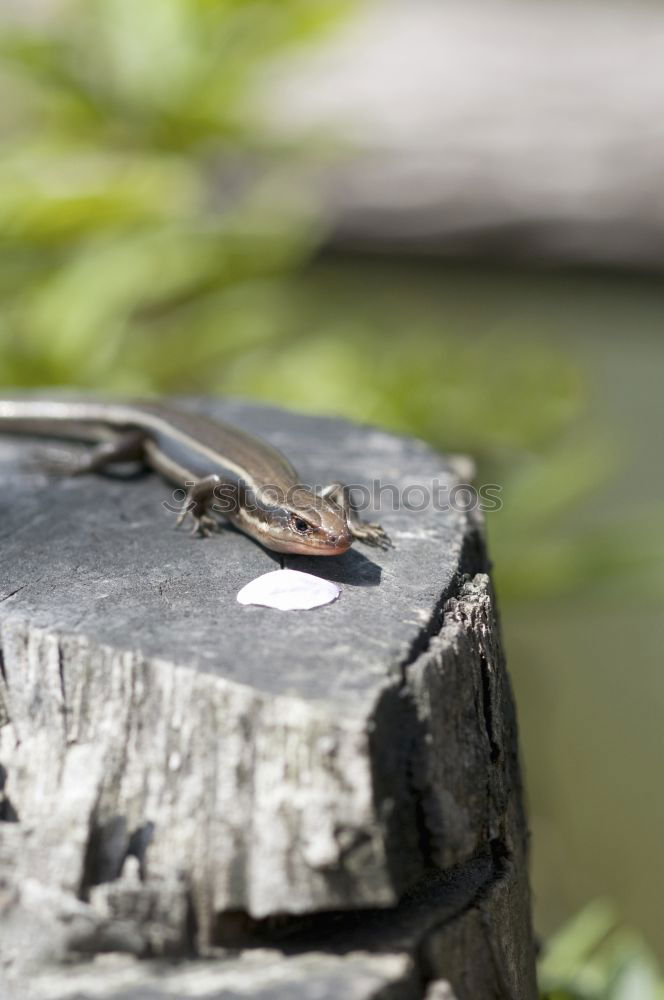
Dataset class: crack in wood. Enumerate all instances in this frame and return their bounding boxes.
[214,840,500,954]
[0,647,9,729]
[397,527,488,682]
[0,584,27,605]
[479,655,501,765]
[0,761,19,822]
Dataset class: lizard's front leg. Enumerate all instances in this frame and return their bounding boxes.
[175,475,225,537]
[320,481,393,550]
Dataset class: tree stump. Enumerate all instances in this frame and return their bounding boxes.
[0,399,537,1000]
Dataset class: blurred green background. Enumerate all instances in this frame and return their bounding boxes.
[0,2,662,996]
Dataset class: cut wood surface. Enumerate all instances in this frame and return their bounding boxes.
[0,398,537,999]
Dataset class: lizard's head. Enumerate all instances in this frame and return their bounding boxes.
[240,487,352,556]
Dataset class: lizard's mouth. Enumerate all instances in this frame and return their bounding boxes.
[260,528,353,557]
[312,534,353,556]
[311,523,353,556]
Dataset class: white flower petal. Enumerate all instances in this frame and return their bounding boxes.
[237,569,341,611]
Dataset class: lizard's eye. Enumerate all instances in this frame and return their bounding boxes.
[292,516,311,534]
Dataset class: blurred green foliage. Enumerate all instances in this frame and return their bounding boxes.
[540,902,664,1000]
[0,0,342,387]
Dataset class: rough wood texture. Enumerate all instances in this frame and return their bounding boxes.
[269,0,664,268]
[0,399,536,999]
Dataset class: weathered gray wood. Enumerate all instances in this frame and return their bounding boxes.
[0,399,536,999]
[21,950,420,1000]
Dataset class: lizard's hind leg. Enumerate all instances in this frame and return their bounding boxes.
[34,429,148,477]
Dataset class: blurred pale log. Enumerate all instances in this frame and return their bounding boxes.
[267,0,664,267]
